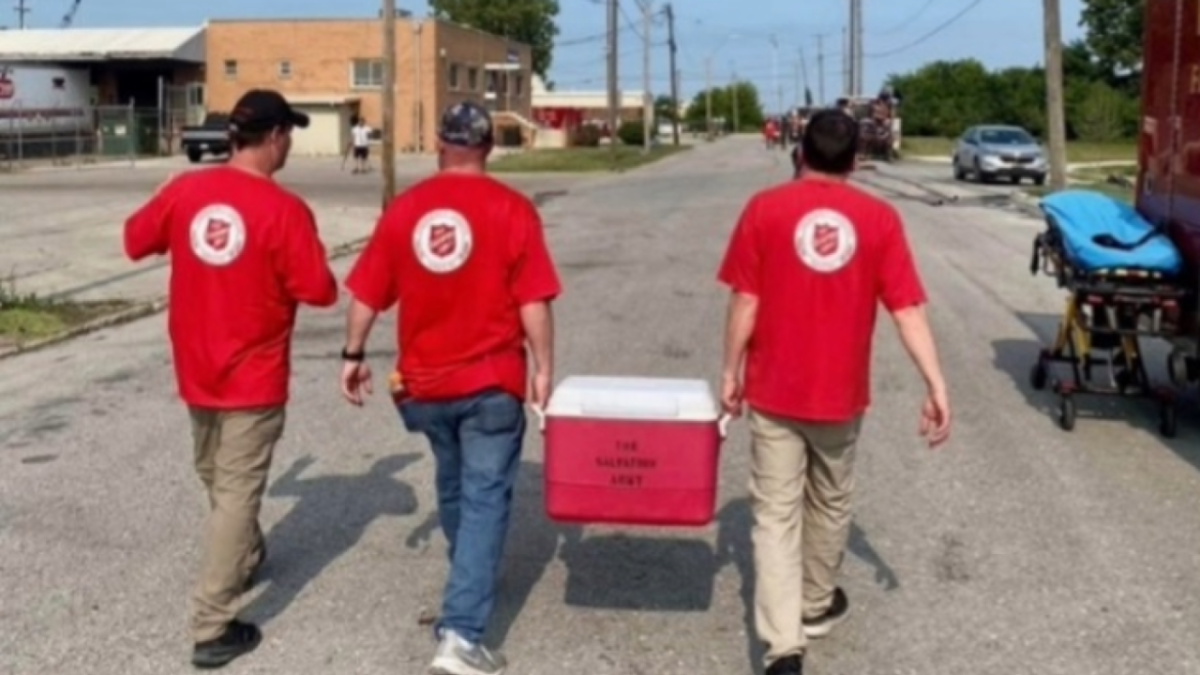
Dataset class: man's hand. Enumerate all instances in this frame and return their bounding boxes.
[529,369,553,410]
[721,373,744,418]
[340,361,373,406]
[919,387,951,448]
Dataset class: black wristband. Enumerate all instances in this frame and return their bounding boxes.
[341,347,366,362]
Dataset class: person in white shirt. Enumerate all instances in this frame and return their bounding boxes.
[349,117,372,174]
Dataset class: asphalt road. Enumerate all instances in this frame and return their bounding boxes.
[1,138,1199,675]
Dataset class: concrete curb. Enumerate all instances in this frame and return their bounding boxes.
[0,236,371,362]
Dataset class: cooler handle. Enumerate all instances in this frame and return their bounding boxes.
[718,414,732,439]
[530,405,546,433]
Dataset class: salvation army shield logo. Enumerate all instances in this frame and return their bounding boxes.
[414,209,473,274]
[189,205,247,267]
[795,209,857,273]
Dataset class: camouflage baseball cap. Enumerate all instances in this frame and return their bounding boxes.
[438,100,494,148]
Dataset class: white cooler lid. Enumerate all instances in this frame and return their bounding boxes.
[545,376,719,422]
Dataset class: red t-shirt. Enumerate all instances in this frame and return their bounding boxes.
[344,172,562,402]
[717,178,927,423]
[124,167,339,410]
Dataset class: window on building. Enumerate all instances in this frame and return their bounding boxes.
[188,85,205,107]
[448,64,460,90]
[223,60,238,79]
[350,59,384,88]
[514,74,524,96]
[278,60,292,79]
[467,67,478,91]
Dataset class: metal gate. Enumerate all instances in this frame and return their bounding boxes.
[159,81,205,156]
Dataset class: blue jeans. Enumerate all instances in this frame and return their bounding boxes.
[397,389,526,644]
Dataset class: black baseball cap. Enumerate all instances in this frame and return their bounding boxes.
[228,89,310,133]
[438,100,494,148]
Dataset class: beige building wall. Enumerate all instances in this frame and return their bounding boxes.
[205,17,533,154]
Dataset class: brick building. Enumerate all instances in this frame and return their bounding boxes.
[204,17,534,156]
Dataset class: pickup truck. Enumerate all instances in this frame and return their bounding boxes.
[180,113,231,163]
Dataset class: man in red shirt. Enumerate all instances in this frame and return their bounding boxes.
[124,89,338,669]
[717,109,951,675]
[339,101,560,675]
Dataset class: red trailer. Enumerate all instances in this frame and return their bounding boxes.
[1136,0,1200,387]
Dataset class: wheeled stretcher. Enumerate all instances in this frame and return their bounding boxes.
[1028,190,1188,436]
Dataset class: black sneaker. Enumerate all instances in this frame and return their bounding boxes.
[803,587,849,639]
[192,620,262,669]
[766,654,804,675]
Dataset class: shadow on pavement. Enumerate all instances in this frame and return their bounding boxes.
[991,311,1200,474]
[244,453,422,625]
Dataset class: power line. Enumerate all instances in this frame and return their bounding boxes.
[866,0,984,58]
[874,0,937,37]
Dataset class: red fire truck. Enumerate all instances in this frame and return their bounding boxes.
[1137,0,1200,386]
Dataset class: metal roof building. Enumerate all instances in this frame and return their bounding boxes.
[0,27,205,63]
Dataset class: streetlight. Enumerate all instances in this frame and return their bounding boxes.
[704,32,738,140]
[769,34,781,116]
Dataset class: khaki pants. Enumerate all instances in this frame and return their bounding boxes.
[189,406,285,642]
[748,409,861,664]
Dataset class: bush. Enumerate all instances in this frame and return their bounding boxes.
[617,120,652,146]
[571,124,602,147]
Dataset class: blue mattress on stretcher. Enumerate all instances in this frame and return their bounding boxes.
[1039,190,1182,275]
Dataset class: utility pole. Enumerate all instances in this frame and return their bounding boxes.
[381,0,397,211]
[1043,0,1068,190]
[731,64,740,133]
[606,0,619,166]
[842,26,849,97]
[666,3,680,146]
[816,33,826,106]
[14,0,29,28]
[705,57,713,140]
[640,0,652,155]
[852,0,864,97]
[798,47,808,105]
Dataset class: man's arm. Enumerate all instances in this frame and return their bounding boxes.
[890,305,946,395]
[722,292,758,382]
[278,200,338,307]
[344,298,379,354]
[123,178,176,261]
[520,302,554,408]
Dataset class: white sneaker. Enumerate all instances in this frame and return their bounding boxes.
[429,629,506,675]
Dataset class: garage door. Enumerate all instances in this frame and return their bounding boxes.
[290,107,344,156]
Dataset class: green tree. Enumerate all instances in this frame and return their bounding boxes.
[654,94,678,123]
[684,81,765,132]
[1080,0,1144,77]
[887,59,995,137]
[428,0,561,77]
[1072,80,1138,141]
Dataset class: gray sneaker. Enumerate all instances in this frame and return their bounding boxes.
[429,629,506,675]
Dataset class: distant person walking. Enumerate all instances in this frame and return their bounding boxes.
[716,109,951,675]
[349,117,373,174]
[338,100,561,675]
[123,89,338,670]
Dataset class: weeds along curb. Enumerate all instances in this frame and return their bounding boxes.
[0,236,370,362]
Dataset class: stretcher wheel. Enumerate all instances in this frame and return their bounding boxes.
[1030,360,1048,391]
[1159,401,1178,439]
[1059,395,1076,431]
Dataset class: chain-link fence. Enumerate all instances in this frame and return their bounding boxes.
[0,103,179,172]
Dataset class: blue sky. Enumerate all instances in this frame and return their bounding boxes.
[17,0,1087,106]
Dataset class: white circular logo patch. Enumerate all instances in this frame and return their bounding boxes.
[794,208,858,273]
[413,209,473,274]
[189,205,246,267]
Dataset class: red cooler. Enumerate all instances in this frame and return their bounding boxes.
[540,376,729,527]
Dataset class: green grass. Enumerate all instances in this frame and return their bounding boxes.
[490,145,691,173]
[0,284,132,347]
[900,136,1136,164]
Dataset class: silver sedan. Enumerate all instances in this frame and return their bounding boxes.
[952,124,1048,185]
